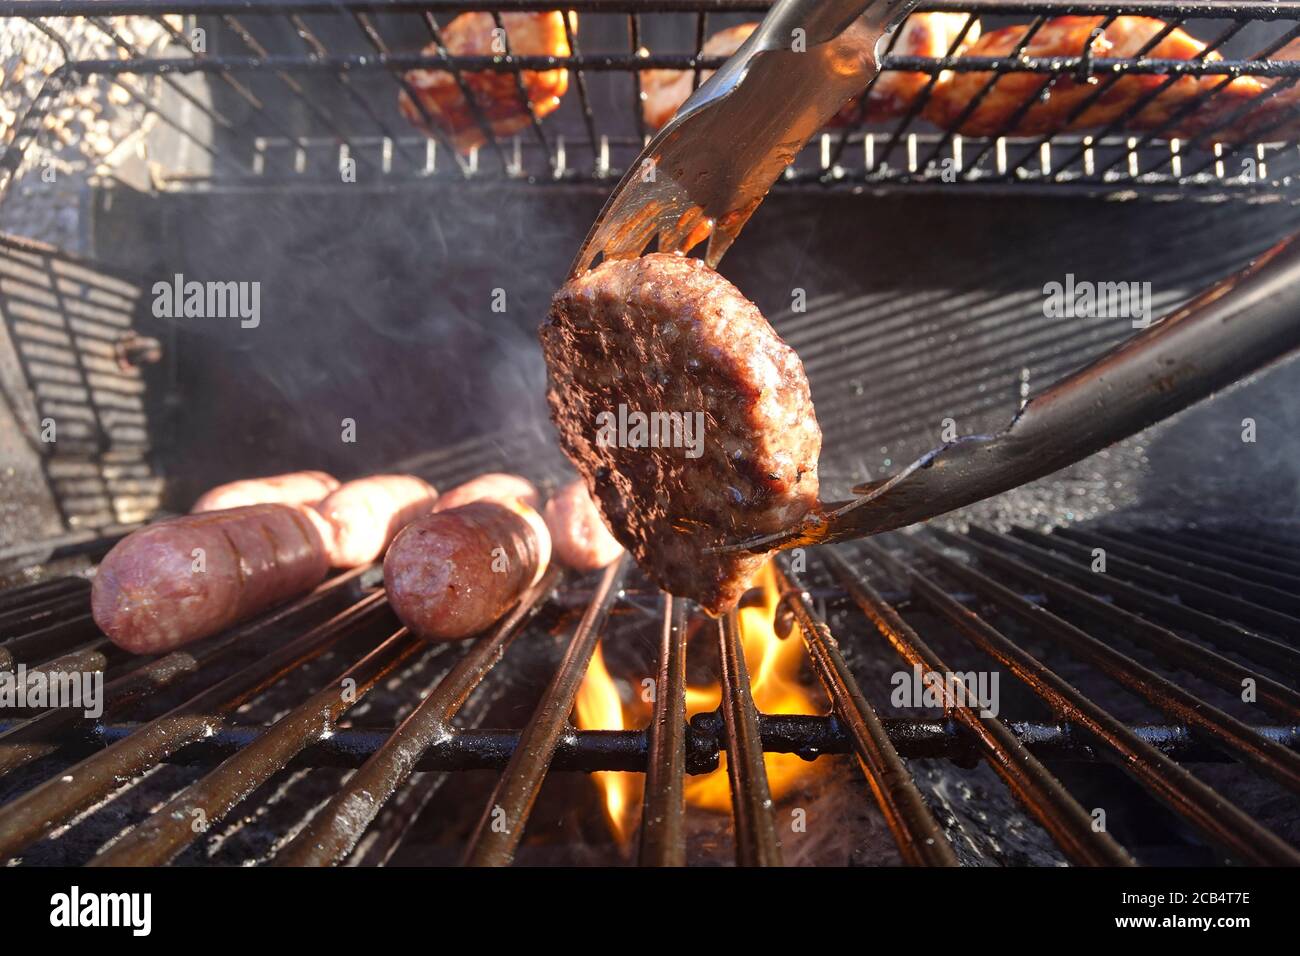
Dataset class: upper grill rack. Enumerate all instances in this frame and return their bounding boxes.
[5,1,1300,200]
[1,519,1298,866]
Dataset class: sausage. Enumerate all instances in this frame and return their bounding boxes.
[383,501,551,642]
[544,479,624,572]
[191,471,338,513]
[310,474,438,568]
[432,473,540,513]
[92,504,330,654]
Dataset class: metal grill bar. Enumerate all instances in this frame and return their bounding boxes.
[1004,13,1177,175]
[869,537,1300,865]
[0,577,90,614]
[0,568,367,777]
[8,2,1300,195]
[1058,527,1300,629]
[774,556,958,866]
[715,608,783,866]
[1166,528,1300,578]
[64,51,1300,79]
[0,588,387,861]
[5,717,1296,767]
[0,586,92,641]
[914,535,1300,795]
[818,550,1132,866]
[350,9,472,172]
[931,528,1300,723]
[1,614,98,670]
[290,12,423,167]
[1116,528,1300,590]
[463,556,627,866]
[952,14,1061,177]
[999,528,1300,678]
[0,523,1297,864]
[1210,529,1300,563]
[87,625,427,866]
[1063,16,1246,180]
[219,13,374,167]
[638,595,689,867]
[274,566,560,866]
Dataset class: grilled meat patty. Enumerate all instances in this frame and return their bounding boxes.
[540,254,820,613]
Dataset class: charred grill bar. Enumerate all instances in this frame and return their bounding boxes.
[810,550,1131,866]
[773,555,958,866]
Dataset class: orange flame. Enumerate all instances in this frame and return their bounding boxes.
[684,561,820,812]
[575,642,638,844]
[575,560,821,842]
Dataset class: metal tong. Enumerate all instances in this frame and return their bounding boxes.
[718,231,1300,555]
[569,0,1300,555]
[571,0,919,276]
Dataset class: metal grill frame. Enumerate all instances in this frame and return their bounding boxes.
[2,519,1299,866]
[6,1,1300,201]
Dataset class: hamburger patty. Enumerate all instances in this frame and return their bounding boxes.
[540,254,821,613]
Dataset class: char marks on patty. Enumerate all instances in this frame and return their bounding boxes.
[540,253,821,613]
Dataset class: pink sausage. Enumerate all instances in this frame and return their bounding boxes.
[191,471,339,513]
[92,504,330,654]
[310,474,438,568]
[544,479,624,572]
[432,473,540,513]
[384,501,551,642]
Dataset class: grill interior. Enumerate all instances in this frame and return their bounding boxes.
[2,0,1300,868]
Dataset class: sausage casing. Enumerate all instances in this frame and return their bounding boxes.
[191,470,338,513]
[92,504,330,654]
[432,472,540,513]
[311,474,438,568]
[383,501,550,642]
[544,479,624,572]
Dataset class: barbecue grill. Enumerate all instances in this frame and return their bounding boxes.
[1,0,1299,872]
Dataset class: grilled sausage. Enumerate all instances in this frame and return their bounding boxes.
[544,479,624,572]
[191,470,338,513]
[432,472,541,513]
[310,474,438,568]
[383,501,551,641]
[92,504,330,654]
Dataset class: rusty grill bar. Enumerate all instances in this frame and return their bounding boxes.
[6,1,1300,201]
[2,517,1299,866]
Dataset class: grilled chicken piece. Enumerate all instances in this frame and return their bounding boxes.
[924,16,1244,137]
[641,14,980,131]
[640,23,758,131]
[832,12,981,125]
[1173,37,1294,144]
[540,254,820,614]
[400,11,574,153]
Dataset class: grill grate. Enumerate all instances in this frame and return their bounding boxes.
[1,519,1298,865]
[5,1,1300,200]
